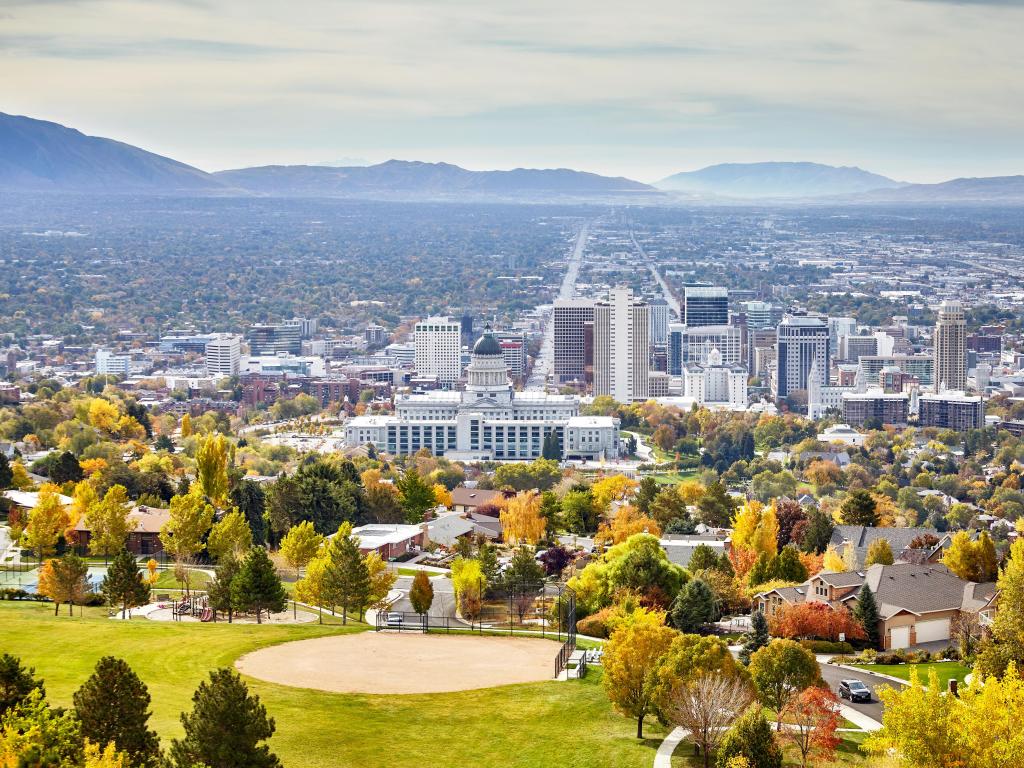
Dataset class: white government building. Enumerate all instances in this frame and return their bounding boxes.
[345,325,620,462]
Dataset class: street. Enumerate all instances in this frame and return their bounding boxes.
[817,659,904,725]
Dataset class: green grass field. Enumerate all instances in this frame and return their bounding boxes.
[0,601,669,768]
[852,661,968,690]
[670,731,873,767]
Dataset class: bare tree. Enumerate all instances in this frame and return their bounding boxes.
[951,611,983,660]
[664,674,754,768]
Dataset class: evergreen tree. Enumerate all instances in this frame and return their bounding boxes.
[668,578,718,633]
[396,467,436,524]
[800,508,835,555]
[852,584,881,649]
[207,556,240,622]
[325,526,370,623]
[747,552,776,587]
[840,489,878,527]
[0,452,12,490]
[774,545,809,583]
[409,570,434,615]
[688,543,723,573]
[541,430,561,460]
[231,480,267,545]
[0,653,44,717]
[739,611,770,665]
[635,476,659,516]
[503,546,545,590]
[169,668,281,768]
[478,540,500,587]
[231,547,287,623]
[715,706,783,768]
[697,481,737,528]
[50,451,83,484]
[101,549,151,619]
[73,656,161,767]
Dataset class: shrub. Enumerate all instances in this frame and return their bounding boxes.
[857,648,878,664]
[799,640,854,655]
[942,645,961,661]
[576,608,613,638]
[875,652,905,665]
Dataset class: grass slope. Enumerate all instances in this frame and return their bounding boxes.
[851,661,968,690]
[0,602,666,768]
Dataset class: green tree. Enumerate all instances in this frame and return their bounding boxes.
[864,538,894,567]
[207,511,254,564]
[976,538,1024,677]
[169,668,281,768]
[774,546,808,583]
[207,556,240,623]
[0,653,44,718]
[840,489,878,527]
[739,610,770,665]
[38,552,90,616]
[73,656,160,768]
[409,570,434,615]
[715,706,783,768]
[50,451,84,484]
[101,549,151,619]
[0,453,12,490]
[668,578,718,633]
[852,584,881,649]
[0,688,84,767]
[748,639,823,731]
[231,547,287,624]
[561,489,598,535]
[635,477,659,516]
[697,481,737,528]
[325,523,371,623]
[541,430,561,460]
[493,458,562,491]
[230,480,267,545]
[504,545,545,590]
[688,544,724,573]
[747,553,777,588]
[799,508,834,555]
[396,467,436,523]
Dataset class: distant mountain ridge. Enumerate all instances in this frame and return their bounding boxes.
[657,161,904,198]
[845,175,1024,203]
[213,160,655,199]
[0,112,221,193]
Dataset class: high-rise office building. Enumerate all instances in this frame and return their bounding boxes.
[593,288,649,403]
[204,334,242,377]
[828,317,857,354]
[648,298,670,346]
[744,301,783,330]
[773,314,829,399]
[248,323,301,356]
[414,316,462,386]
[553,299,595,384]
[933,300,967,393]
[683,286,729,327]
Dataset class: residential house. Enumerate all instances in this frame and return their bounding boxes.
[828,525,953,569]
[449,486,506,514]
[73,505,170,556]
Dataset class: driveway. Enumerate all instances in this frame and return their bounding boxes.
[817,659,904,725]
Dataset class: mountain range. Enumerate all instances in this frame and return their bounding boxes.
[1,112,1022,204]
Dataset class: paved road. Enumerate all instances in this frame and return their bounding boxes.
[629,228,680,320]
[388,574,456,617]
[526,221,590,390]
[818,660,904,724]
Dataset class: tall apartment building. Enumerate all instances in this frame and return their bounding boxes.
[364,324,388,347]
[668,323,743,374]
[593,288,649,403]
[204,334,242,377]
[683,286,729,327]
[414,316,463,386]
[496,331,527,381]
[553,299,595,385]
[919,391,984,431]
[842,390,910,427]
[773,314,829,399]
[248,323,301,356]
[95,348,131,376]
[858,354,934,388]
[648,298,670,346]
[933,300,967,393]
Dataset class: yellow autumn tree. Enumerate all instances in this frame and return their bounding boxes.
[595,504,662,547]
[83,741,131,768]
[822,545,846,572]
[592,475,639,513]
[731,499,779,562]
[180,412,192,438]
[87,398,120,433]
[24,484,70,560]
[69,479,98,535]
[500,490,546,546]
[432,483,453,508]
[677,480,705,506]
[194,433,230,506]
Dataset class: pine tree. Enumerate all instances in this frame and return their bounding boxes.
[541,430,561,460]
[409,570,434,615]
[102,549,151,619]
[73,656,160,768]
[231,547,287,624]
[207,557,240,622]
[169,668,281,768]
[748,552,777,587]
[668,578,718,633]
[774,545,808,583]
[0,653,44,717]
[50,451,84,484]
[0,452,12,490]
[739,611,770,665]
[852,584,881,649]
[325,525,370,623]
[800,508,834,555]
[840,489,878,527]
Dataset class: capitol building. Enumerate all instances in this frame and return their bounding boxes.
[344,326,620,462]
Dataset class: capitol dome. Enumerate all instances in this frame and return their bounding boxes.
[472,324,503,356]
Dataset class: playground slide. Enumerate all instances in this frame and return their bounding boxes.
[200,607,213,622]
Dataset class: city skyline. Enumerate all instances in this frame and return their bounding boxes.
[3,0,1023,182]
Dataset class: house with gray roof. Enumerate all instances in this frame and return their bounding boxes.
[829,525,954,569]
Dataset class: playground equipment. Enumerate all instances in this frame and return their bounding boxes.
[171,593,209,621]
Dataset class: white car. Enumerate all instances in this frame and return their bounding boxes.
[385,612,404,628]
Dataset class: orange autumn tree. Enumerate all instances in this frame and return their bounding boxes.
[595,505,662,547]
[499,490,546,545]
[769,601,866,642]
[729,499,779,580]
[783,685,842,767]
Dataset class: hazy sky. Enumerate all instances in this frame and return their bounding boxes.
[3,0,1023,182]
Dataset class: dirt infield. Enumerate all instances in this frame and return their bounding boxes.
[235,631,556,694]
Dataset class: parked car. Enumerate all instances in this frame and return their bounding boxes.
[838,679,872,703]
[386,612,404,629]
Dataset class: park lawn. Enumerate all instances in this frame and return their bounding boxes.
[151,569,211,591]
[852,661,969,690]
[0,601,667,768]
[650,469,701,486]
[671,730,874,767]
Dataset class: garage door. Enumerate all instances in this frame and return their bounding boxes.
[890,626,911,649]
[915,618,951,644]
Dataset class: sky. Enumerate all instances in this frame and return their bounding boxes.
[2,0,1023,183]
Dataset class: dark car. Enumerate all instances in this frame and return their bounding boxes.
[838,679,872,703]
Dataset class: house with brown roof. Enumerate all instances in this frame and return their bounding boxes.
[449,486,506,514]
[73,505,170,557]
[755,563,996,650]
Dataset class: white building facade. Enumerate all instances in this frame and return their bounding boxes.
[204,334,241,377]
[682,348,748,408]
[345,326,620,461]
[414,316,463,386]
